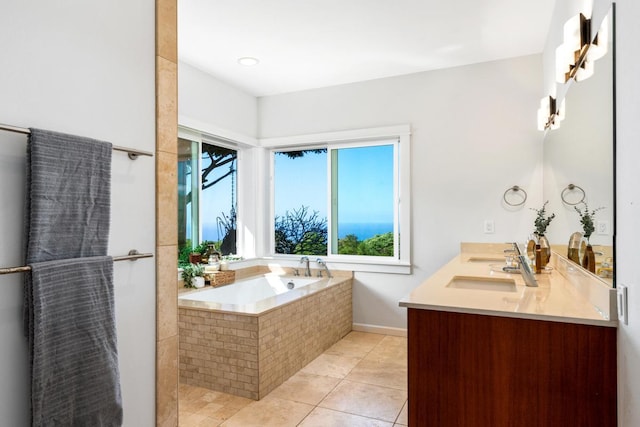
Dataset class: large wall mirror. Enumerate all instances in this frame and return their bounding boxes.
[543,5,615,286]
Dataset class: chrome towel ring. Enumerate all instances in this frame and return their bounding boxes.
[561,184,586,205]
[503,185,527,206]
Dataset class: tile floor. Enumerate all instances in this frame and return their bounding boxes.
[179,331,408,426]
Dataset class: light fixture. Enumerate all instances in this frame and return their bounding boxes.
[555,13,608,83]
[237,56,259,66]
[537,96,565,131]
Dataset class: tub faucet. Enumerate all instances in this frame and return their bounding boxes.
[316,258,332,278]
[300,256,311,277]
[511,242,538,287]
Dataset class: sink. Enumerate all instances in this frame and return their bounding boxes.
[446,275,517,292]
[466,256,505,263]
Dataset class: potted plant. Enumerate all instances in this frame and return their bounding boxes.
[182,263,205,288]
[574,203,604,244]
[530,201,555,266]
[574,203,604,273]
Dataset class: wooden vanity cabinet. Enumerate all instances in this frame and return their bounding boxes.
[407,309,617,427]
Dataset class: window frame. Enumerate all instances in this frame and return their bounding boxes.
[264,125,411,273]
[177,127,242,256]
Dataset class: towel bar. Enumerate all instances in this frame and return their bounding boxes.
[0,123,154,159]
[0,251,154,275]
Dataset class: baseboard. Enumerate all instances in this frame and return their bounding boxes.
[352,323,407,337]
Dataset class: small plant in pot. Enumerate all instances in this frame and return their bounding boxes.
[531,201,555,239]
[530,201,555,266]
[574,203,604,245]
[574,203,605,273]
[182,263,205,288]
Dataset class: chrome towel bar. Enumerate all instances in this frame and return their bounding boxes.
[0,123,154,159]
[0,250,153,275]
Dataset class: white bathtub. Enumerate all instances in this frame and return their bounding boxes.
[178,273,325,314]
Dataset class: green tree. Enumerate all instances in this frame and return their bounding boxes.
[358,232,394,256]
[338,234,360,254]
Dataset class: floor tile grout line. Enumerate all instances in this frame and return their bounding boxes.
[392,398,409,425]
[178,333,407,426]
[314,402,402,424]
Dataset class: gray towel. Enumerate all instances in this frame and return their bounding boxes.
[28,256,122,426]
[23,128,121,426]
[26,128,111,262]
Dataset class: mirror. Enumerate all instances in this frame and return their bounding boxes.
[543,6,615,286]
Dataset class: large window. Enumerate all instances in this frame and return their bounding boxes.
[273,139,398,259]
[178,136,237,262]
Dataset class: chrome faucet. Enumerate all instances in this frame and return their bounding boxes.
[316,258,332,278]
[300,256,311,277]
[511,242,538,287]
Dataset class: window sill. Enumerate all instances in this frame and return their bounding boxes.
[227,256,412,275]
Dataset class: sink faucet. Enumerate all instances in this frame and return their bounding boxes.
[300,256,311,277]
[316,258,332,278]
[511,242,538,287]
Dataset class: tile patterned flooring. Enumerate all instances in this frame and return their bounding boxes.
[179,332,408,426]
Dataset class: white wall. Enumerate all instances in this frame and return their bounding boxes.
[614,0,640,424]
[259,55,543,328]
[0,2,156,426]
[178,62,258,139]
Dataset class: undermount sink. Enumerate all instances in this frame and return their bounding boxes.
[466,256,505,263]
[446,275,517,292]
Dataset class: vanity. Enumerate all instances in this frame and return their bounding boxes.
[399,243,617,427]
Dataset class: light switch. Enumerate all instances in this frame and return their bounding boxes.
[483,220,495,234]
[597,220,610,235]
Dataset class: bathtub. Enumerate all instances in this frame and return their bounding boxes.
[178,273,322,310]
[178,272,352,400]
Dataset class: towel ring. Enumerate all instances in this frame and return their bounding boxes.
[561,184,586,205]
[503,185,527,206]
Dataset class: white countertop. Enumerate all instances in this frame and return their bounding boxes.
[399,247,617,327]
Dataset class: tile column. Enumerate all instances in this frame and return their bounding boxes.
[156,0,178,425]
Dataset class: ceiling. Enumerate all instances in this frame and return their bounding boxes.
[178,0,555,97]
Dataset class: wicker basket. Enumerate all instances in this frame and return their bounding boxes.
[204,270,236,287]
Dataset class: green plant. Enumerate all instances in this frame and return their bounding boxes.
[575,203,605,243]
[178,240,217,267]
[531,201,555,236]
[178,241,193,267]
[193,240,215,256]
[181,263,205,288]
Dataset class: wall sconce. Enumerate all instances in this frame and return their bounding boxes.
[555,13,608,83]
[537,96,565,131]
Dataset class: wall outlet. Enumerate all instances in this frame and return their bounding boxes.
[618,284,628,325]
[483,220,495,234]
[597,220,610,235]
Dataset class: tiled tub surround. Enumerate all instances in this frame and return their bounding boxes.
[178,271,353,400]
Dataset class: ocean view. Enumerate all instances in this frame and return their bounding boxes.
[203,222,393,242]
[337,222,393,240]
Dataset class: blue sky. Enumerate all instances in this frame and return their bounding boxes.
[197,144,395,242]
[274,145,394,224]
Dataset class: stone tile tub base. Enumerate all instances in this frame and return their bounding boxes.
[179,277,352,400]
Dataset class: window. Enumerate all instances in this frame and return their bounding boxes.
[273,139,399,259]
[178,136,238,262]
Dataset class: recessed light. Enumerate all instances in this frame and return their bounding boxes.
[237,57,259,66]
